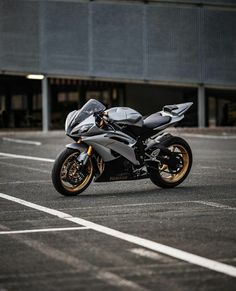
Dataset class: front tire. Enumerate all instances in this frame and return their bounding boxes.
[51,148,94,196]
[147,136,192,188]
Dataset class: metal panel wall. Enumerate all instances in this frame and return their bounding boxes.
[0,0,40,72]
[203,8,236,86]
[203,0,236,4]
[0,0,3,66]
[91,2,143,79]
[43,1,89,75]
[146,4,200,83]
[125,0,236,6]
[0,0,236,87]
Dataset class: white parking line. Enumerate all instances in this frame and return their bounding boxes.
[130,248,177,263]
[195,201,236,211]
[0,152,54,163]
[0,192,236,278]
[0,160,50,173]
[2,137,42,146]
[59,199,236,211]
[181,133,236,140]
[8,229,146,291]
[0,180,51,185]
[0,226,89,235]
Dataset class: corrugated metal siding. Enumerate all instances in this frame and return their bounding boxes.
[0,0,40,72]
[0,0,236,87]
[91,2,143,78]
[121,0,236,6]
[0,0,2,66]
[42,1,89,75]
[204,0,236,4]
[146,4,200,83]
[202,8,236,85]
[32,0,236,5]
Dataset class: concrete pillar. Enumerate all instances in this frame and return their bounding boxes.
[42,76,50,132]
[198,85,206,128]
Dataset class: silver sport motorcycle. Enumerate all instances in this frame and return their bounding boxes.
[52,99,193,196]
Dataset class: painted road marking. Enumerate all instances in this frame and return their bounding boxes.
[61,201,196,211]
[59,199,236,211]
[130,248,177,263]
[6,229,146,291]
[0,226,89,235]
[181,133,236,140]
[199,166,236,173]
[0,192,236,278]
[195,201,236,211]
[96,272,146,290]
[0,160,50,173]
[2,137,42,146]
[0,152,54,163]
[0,180,51,185]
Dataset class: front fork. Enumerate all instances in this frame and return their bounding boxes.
[77,145,93,166]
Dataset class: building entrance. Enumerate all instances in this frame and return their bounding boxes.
[0,75,41,129]
[207,89,236,127]
[1,75,235,130]
[0,75,125,130]
[50,79,125,129]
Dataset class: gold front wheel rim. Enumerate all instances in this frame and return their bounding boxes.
[60,152,93,193]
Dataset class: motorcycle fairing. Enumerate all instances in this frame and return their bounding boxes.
[65,100,193,181]
[163,102,192,116]
[66,142,87,152]
[143,102,193,132]
[106,107,143,127]
[82,131,140,165]
[66,141,146,183]
[94,156,148,183]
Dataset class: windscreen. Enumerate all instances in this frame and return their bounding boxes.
[66,99,106,130]
[75,99,105,123]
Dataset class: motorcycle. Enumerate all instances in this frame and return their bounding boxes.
[52,99,193,196]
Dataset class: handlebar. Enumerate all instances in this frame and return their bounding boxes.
[94,111,107,128]
[93,111,118,131]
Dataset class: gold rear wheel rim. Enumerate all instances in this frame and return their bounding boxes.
[159,144,190,183]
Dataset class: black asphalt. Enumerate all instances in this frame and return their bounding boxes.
[0,130,235,291]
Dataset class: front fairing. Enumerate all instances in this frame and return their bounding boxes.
[65,99,106,136]
[68,115,95,136]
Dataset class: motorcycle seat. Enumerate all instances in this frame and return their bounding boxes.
[143,112,171,129]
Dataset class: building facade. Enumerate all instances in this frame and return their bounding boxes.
[0,0,236,130]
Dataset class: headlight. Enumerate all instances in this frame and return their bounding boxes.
[77,124,93,133]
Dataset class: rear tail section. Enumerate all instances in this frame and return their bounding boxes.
[163,102,193,116]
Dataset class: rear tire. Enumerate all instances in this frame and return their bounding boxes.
[51,148,94,196]
[147,136,192,188]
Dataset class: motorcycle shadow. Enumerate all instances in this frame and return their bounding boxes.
[58,182,233,200]
[59,181,202,199]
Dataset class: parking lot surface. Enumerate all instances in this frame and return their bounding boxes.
[0,130,235,290]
